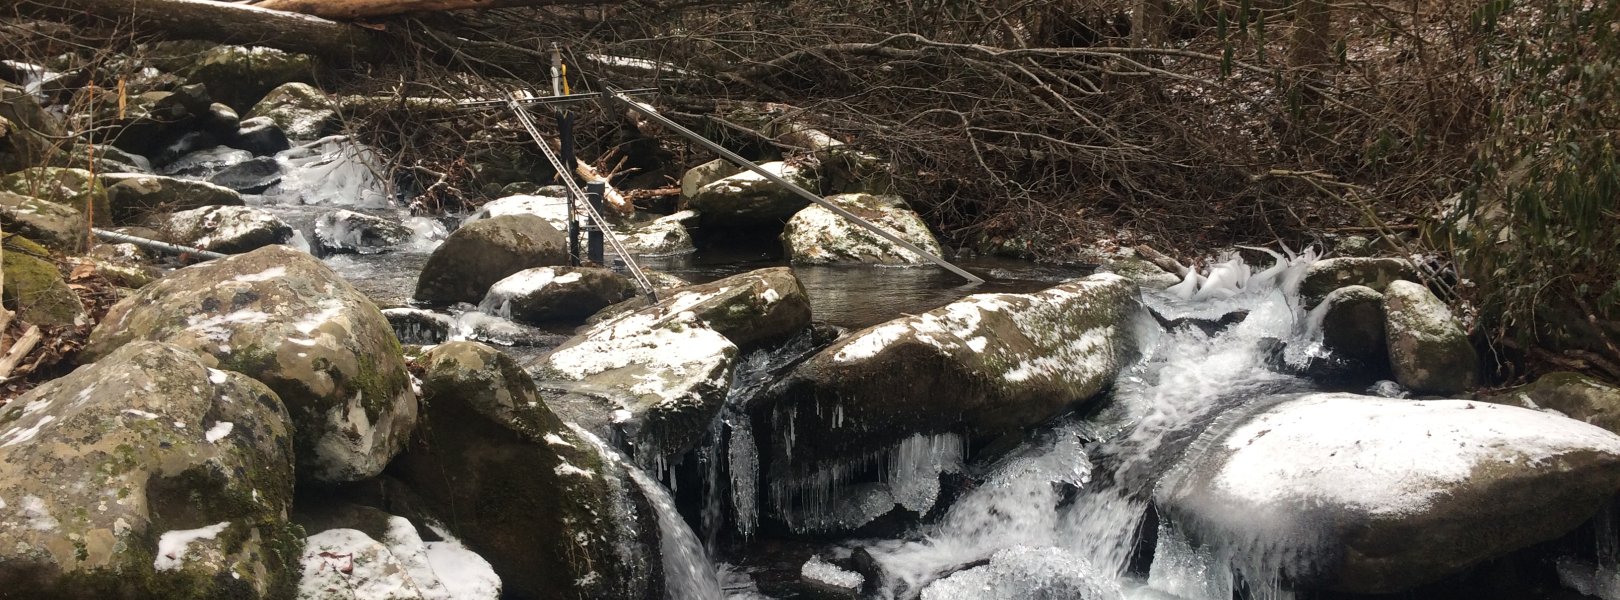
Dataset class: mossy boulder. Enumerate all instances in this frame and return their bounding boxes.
[1309,285,1389,378]
[1,236,83,326]
[82,245,418,484]
[680,158,743,199]
[1157,393,1620,594]
[102,173,244,225]
[1383,280,1478,395]
[247,83,335,140]
[478,266,636,325]
[758,274,1141,475]
[1486,372,1620,435]
[689,161,819,231]
[393,341,660,599]
[180,45,316,113]
[0,191,86,252]
[782,193,944,265]
[0,167,110,226]
[412,214,567,306]
[0,341,301,599]
[1299,257,1419,308]
[159,205,295,254]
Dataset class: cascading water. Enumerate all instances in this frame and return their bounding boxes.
[837,247,1329,600]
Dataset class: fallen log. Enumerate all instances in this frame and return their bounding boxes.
[250,0,611,21]
[5,0,392,61]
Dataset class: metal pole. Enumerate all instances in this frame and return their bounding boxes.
[585,181,606,265]
[92,228,228,260]
[601,86,986,285]
[559,111,581,266]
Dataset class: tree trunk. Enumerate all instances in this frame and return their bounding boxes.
[250,0,608,21]
[4,0,391,61]
[1290,0,1332,72]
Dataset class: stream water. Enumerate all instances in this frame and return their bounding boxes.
[162,138,1605,600]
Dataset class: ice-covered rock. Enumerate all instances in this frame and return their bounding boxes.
[102,173,244,224]
[760,274,1140,475]
[1486,372,1620,435]
[413,214,568,306]
[382,307,454,345]
[391,342,660,599]
[478,266,636,324]
[247,82,335,140]
[1298,257,1418,307]
[314,209,413,255]
[208,156,283,194]
[297,517,500,600]
[273,136,390,207]
[1383,280,1478,395]
[689,160,819,231]
[782,193,944,265]
[158,145,252,178]
[0,342,299,598]
[1302,285,1388,378]
[1156,393,1620,593]
[160,205,295,254]
[0,190,86,252]
[83,245,418,483]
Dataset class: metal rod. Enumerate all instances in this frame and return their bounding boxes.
[600,85,986,285]
[559,110,581,266]
[586,181,606,265]
[92,228,228,260]
[453,89,658,109]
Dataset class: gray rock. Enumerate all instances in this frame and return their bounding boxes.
[313,209,411,254]
[583,266,813,350]
[1157,392,1620,594]
[680,158,743,199]
[180,45,316,112]
[393,341,660,599]
[1299,257,1418,307]
[1311,285,1388,376]
[83,245,418,484]
[1486,372,1620,435]
[616,211,696,256]
[0,167,110,226]
[689,160,819,230]
[782,193,944,265]
[759,274,1140,475]
[247,82,335,140]
[1383,280,1478,395]
[413,214,568,306]
[0,341,300,599]
[159,205,295,254]
[0,84,62,173]
[102,173,244,225]
[0,190,86,252]
[208,156,282,194]
[479,266,636,324]
[232,116,291,156]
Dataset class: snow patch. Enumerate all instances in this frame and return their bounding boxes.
[154,521,231,571]
[205,422,235,443]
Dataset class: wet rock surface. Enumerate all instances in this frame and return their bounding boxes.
[413,214,567,306]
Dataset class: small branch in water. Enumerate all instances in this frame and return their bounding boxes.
[1133,244,1188,277]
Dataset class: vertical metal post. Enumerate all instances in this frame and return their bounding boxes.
[551,44,581,266]
[585,181,606,265]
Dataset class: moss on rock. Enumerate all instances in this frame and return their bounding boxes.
[1,235,83,326]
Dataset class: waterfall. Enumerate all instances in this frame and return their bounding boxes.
[627,468,726,600]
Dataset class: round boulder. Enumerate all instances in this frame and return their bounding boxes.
[782,193,944,265]
[247,82,335,140]
[412,214,567,306]
[0,341,300,599]
[689,160,819,231]
[1,236,84,326]
[82,245,418,483]
[1383,280,1478,395]
[1299,257,1418,308]
[478,266,636,324]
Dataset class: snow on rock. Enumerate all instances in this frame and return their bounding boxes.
[463,193,571,232]
[153,522,232,571]
[313,209,414,254]
[1157,392,1620,594]
[763,273,1140,474]
[783,193,944,265]
[297,516,500,600]
[801,555,864,592]
[161,205,295,254]
[477,266,635,325]
[689,160,820,230]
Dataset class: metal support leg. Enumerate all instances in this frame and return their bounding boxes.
[586,181,606,265]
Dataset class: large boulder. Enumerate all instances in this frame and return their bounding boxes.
[759,274,1140,475]
[1307,285,1388,378]
[679,158,743,199]
[0,167,110,226]
[180,45,316,113]
[231,117,291,156]
[159,205,295,254]
[1156,393,1620,594]
[478,266,636,324]
[394,342,661,599]
[782,193,944,265]
[1,236,83,326]
[0,191,86,252]
[82,245,417,483]
[0,341,300,599]
[1,84,62,173]
[464,193,570,232]
[1299,257,1419,307]
[247,83,335,140]
[617,211,695,256]
[413,214,567,306]
[102,173,244,225]
[1383,280,1478,395]
[689,161,819,230]
[1487,372,1620,435]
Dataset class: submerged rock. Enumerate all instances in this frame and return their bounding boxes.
[82,245,417,484]
[782,193,943,265]
[478,266,636,324]
[1298,257,1418,307]
[689,161,819,231]
[0,190,87,252]
[1156,393,1620,594]
[102,173,244,225]
[760,274,1140,474]
[159,205,295,254]
[0,341,300,599]
[247,82,335,140]
[393,342,660,599]
[1383,280,1478,395]
[1487,372,1620,435]
[313,209,412,255]
[413,214,567,306]
[1,235,83,326]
